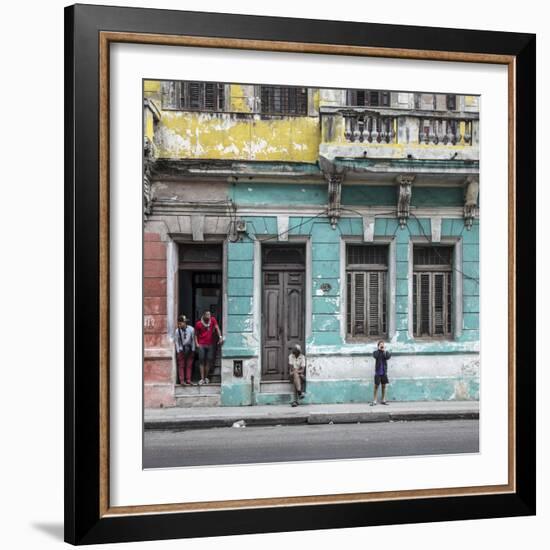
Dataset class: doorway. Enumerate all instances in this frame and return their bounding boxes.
[261,245,305,381]
[178,244,223,383]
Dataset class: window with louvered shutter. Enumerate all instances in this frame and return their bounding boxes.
[347,89,391,107]
[346,245,388,338]
[413,246,453,337]
[260,86,308,115]
[161,80,225,111]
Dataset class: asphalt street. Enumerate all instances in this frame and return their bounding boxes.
[143,419,479,468]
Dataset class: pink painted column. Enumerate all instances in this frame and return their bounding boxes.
[143,232,176,408]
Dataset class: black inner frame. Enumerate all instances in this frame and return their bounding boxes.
[65,4,536,545]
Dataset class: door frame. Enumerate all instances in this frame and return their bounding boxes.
[259,240,309,381]
[168,237,228,385]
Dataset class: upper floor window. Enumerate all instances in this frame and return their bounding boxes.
[347,89,390,107]
[346,245,388,338]
[413,246,453,337]
[414,93,458,111]
[446,94,457,111]
[161,81,225,111]
[260,86,308,115]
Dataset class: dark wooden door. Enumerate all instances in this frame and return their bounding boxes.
[262,270,305,380]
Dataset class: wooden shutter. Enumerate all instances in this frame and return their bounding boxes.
[414,271,452,337]
[346,272,352,335]
[446,272,452,334]
[353,272,366,335]
[413,273,418,335]
[189,82,200,109]
[367,272,379,336]
[420,273,431,336]
[433,273,445,335]
[204,83,215,110]
[346,245,388,338]
[446,94,457,110]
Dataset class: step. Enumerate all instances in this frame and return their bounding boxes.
[175,383,221,397]
[175,394,221,407]
[259,381,294,394]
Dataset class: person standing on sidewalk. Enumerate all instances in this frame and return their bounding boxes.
[289,344,306,407]
[194,310,223,385]
[174,315,195,386]
[371,340,391,406]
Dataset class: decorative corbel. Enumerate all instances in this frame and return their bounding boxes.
[463,175,479,230]
[143,136,156,217]
[320,156,346,228]
[396,174,415,228]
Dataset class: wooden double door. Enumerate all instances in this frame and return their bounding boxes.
[261,245,305,381]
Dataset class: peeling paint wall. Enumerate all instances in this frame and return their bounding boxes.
[143,80,480,407]
[143,80,478,164]
[219,209,479,406]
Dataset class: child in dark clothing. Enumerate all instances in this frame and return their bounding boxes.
[371,340,391,405]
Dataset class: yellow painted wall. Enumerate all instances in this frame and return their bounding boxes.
[144,80,477,162]
[155,111,320,162]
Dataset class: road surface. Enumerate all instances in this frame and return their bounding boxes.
[143,419,478,468]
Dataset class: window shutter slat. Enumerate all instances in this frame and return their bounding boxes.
[354,273,365,335]
[433,273,445,335]
[420,273,431,335]
[189,82,200,109]
[368,273,380,336]
[446,272,452,334]
[346,273,353,334]
[204,83,215,110]
[382,271,387,334]
[413,273,418,334]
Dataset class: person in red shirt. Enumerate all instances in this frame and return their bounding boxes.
[194,310,223,385]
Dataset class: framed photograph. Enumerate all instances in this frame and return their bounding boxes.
[65,4,536,545]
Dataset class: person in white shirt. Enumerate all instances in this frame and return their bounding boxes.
[174,315,195,385]
[288,344,306,407]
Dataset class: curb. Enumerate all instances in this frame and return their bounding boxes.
[145,410,479,431]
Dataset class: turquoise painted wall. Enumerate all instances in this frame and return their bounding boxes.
[232,183,466,208]
[223,214,479,356]
[220,186,479,406]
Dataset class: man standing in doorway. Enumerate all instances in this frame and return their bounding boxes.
[371,339,391,406]
[174,315,195,385]
[289,344,306,407]
[195,309,223,385]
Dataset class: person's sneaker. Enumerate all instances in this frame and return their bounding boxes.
[299,392,305,399]
[198,379,205,386]
[291,401,298,407]
[204,378,210,385]
[381,400,389,405]
[370,401,377,406]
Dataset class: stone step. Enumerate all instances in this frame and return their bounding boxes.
[175,383,221,397]
[259,381,294,394]
[175,394,221,408]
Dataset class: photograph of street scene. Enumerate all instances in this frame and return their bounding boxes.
[142,80,480,468]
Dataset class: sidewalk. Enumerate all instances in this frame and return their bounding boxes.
[145,401,479,431]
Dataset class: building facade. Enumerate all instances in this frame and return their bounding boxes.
[143,80,480,408]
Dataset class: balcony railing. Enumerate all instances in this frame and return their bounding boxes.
[419,118,472,145]
[321,106,478,148]
[343,112,397,144]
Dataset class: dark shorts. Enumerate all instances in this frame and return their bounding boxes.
[374,374,389,386]
[198,345,215,363]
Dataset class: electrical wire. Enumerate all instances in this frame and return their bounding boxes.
[339,206,397,218]
[408,212,479,284]
[254,210,330,242]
